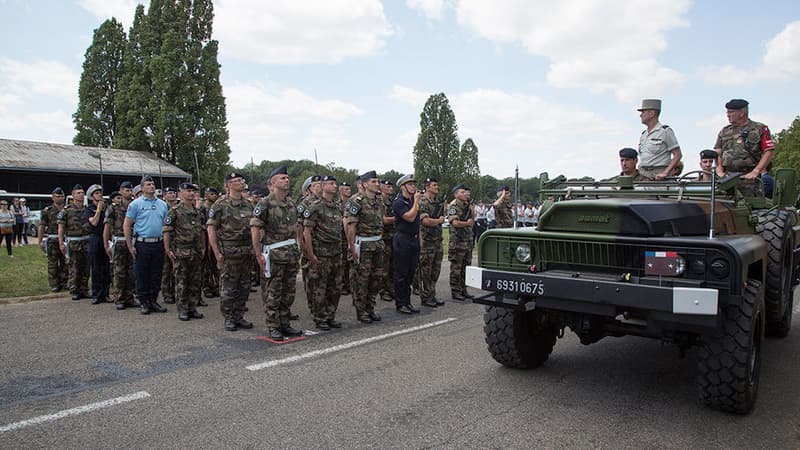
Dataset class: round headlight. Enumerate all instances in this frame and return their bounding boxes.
[710,258,729,278]
[515,244,531,263]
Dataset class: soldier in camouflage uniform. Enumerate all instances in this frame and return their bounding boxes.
[303,175,344,330]
[419,177,446,306]
[605,148,653,182]
[344,170,385,323]
[447,184,475,301]
[379,180,396,302]
[200,187,220,299]
[208,172,254,332]
[164,183,205,321]
[492,185,514,229]
[38,187,68,292]
[251,166,303,341]
[714,99,775,197]
[104,185,137,309]
[297,175,321,318]
[58,185,91,300]
[161,186,179,304]
[338,181,352,296]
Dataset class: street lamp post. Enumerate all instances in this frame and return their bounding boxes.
[88,151,104,188]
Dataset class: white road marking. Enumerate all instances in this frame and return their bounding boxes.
[246,317,459,371]
[0,391,151,433]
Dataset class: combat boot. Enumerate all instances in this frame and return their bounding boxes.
[224,318,238,331]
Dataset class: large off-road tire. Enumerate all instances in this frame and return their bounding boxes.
[483,306,558,369]
[756,210,795,337]
[697,280,764,414]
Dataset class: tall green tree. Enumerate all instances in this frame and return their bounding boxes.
[412,93,461,195]
[772,116,800,174]
[73,18,126,147]
[458,137,481,196]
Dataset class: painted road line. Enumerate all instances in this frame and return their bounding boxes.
[0,391,151,433]
[246,317,459,371]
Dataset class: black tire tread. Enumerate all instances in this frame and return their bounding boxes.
[483,306,557,369]
[755,210,794,337]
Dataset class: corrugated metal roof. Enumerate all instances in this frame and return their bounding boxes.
[0,138,190,177]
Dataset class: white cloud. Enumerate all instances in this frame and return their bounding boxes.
[215,0,393,64]
[702,21,800,85]
[0,110,75,144]
[0,59,79,100]
[76,0,140,27]
[406,0,446,21]
[452,0,690,101]
[224,82,364,164]
[389,84,431,106]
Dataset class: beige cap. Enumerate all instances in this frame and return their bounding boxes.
[637,99,661,111]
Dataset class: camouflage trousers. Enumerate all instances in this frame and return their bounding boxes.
[341,239,351,294]
[737,178,764,198]
[45,238,68,291]
[379,237,394,299]
[350,242,384,315]
[307,254,343,323]
[174,248,202,313]
[448,244,471,296]
[301,254,311,310]
[261,260,298,330]
[420,239,443,301]
[66,240,90,296]
[202,248,220,296]
[110,240,135,305]
[220,251,252,321]
[162,252,175,302]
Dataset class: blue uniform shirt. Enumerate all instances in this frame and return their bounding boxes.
[126,196,168,238]
[392,194,420,235]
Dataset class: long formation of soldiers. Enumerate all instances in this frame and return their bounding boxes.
[35,96,772,338]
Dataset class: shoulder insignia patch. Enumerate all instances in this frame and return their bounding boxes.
[297,204,305,214]
[57,211,65,220]
[448,206,457,216]
[253,206,262,216]
[208,208,215,218]
[164,216,173,225]
[303,209,311,218]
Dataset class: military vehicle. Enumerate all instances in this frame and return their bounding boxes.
[467,170,799,414]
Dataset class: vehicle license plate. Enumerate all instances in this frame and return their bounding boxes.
[489,277,545,296]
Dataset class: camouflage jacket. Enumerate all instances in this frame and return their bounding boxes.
[104,202,128,237]
[447,199,473,247]
[344,192,384,249]
[494,199,514,228]
[382,194,395,239]
[251,192,300,263]
[419,195,443,242]
[296,193,318,226]
[304,196,343,257]
[606,171,653,182]
[163,203,204,249]
[715,119,775,173]
[207,195,252,252]
[40,203,63,236]
[57,204,89,237]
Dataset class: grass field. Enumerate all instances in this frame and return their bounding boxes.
[0,243,51,298]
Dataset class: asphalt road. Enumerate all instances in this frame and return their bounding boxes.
[1,262,799,449]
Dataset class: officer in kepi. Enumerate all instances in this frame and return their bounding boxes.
[714,98,776,197]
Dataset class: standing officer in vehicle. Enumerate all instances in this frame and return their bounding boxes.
[637,98,682,180]
[39,187,68,292]
[392,174,423,314]
[418,177,445,306]
[251,166,303,340]
[344,171,385,324]
[58,184,91,301]
[208,172,254,331]
[163,182,205,322]
[105,183,137,310]
[714,99,775,197]
[124,176,169,315]
[303,175,344,330]
[447,184,475,301]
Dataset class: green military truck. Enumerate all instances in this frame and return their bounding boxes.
[467,170,799,414]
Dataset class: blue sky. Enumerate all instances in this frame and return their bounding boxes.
[0,0,798,180]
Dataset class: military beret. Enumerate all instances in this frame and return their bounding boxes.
[725,99,749,110]
[381,179,394,186]
[179,182,198,191]
[86,184,103,197]
[120,181,133,189]
[109,191,122,199]
[311,175,322,182]
[700,149,718,160]
[72,184,84,192]
[269,165,288,179]
[424,177,438,185]
[224,171,246,182]
[340,181,351,187]
[619,147,638,159]
[359,170,378,181]
[496,185,510,193]
[205,187,219,194]
[397,174,415,186]
[451,183,466,194]
[141,175,154,184]
[132,185,142,196]
[321,175,337,182]
[51,187,64,195]
[164,186,177,193]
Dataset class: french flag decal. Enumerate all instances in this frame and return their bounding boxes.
[645,251,682,276]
